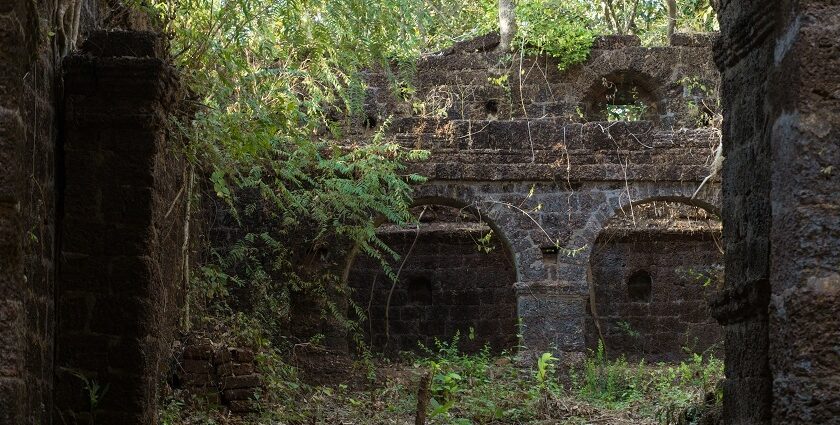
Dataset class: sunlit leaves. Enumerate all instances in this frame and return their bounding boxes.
[133,0,448,333]
[137,0,720,337]
[514,0,596,70]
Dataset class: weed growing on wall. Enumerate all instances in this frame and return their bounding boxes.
[65,370,109,425]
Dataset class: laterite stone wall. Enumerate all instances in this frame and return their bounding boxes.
[1,1,165,422]
[349,206,517,354]
[714,1,840,423]
[54,31,186,423]
[342,34,725,359]
[587,230,722,362]
[2,0,71,421]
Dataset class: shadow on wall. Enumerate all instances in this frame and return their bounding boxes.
[347,204,518,356]
[586,200,724,362]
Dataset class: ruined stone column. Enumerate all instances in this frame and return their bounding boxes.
[55,31,185,423]
[765,2,840,422]
[714,1,840,423]
[515,258,589,361]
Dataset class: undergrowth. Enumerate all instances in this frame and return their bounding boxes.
[160,334,723,425]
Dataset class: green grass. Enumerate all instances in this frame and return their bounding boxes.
[160,338,723,425]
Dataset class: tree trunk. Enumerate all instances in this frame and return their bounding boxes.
[602,1,613,32]
[602,0,620,34]
[667,0,678,40]
[623,0,641,34]
[415,372,431,425]
[497,0,517,52]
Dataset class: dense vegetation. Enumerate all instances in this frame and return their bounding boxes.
[139,0,718,341]
[161,335,723,424]
[132,0,722,422]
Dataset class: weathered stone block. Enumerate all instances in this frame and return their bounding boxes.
[222,387,257,402]
[216,362,254,377]
[228,399,257,413]
[220,374,261,390]
[592,35,641,50]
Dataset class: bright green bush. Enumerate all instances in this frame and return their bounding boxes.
[133,0,438,339]
[575,341,644,406]
[514,0,597,70]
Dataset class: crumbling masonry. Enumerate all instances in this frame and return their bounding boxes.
[1,2,187,422]
[348,33,725,361]
[712,1,840,422]
[0,0,838,423]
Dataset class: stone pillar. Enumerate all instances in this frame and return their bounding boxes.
[55,31,185,423]
[765,2,840,422]
[714,1,840,423]
[0,2,34,423]
[516,260,588,361]
[516,290,587,361]
[712,1,779,421]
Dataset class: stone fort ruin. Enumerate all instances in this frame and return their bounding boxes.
[1,1,837,424]
[347,32,724,361]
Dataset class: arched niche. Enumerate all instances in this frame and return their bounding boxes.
[585,200,723,362]
[627,270,653,302]
[583,69,663,123]
[346,202,519,356]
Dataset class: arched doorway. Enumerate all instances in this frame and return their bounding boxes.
[586,200,723,362]
[347,204,518,355]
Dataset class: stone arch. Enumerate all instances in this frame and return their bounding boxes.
[562,47,712,128]
[344,192,521,355]
[410,183,547,286]
[410,184,604,358]
[409,195,519,276]
[576,183,721,258]
[583,190,724,361]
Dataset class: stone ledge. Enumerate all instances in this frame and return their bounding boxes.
[670,32,719,47]
[592,34,641,50]
[220,374,261,390]
[80,30,166,58]
[514,281,588,296]
[439,32,500,56]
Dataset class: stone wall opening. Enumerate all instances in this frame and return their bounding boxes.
[627,270,652,302]
[348,204,518,355]
[584,70,661,123]
[586,201,723,362]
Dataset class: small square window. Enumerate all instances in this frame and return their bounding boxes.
[628,270,652,302]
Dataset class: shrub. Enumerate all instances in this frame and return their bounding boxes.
[575,340,644,407]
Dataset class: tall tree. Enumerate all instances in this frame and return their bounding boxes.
[497,0,517,51]
[601,0,641,35]
[667,0,678,39]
